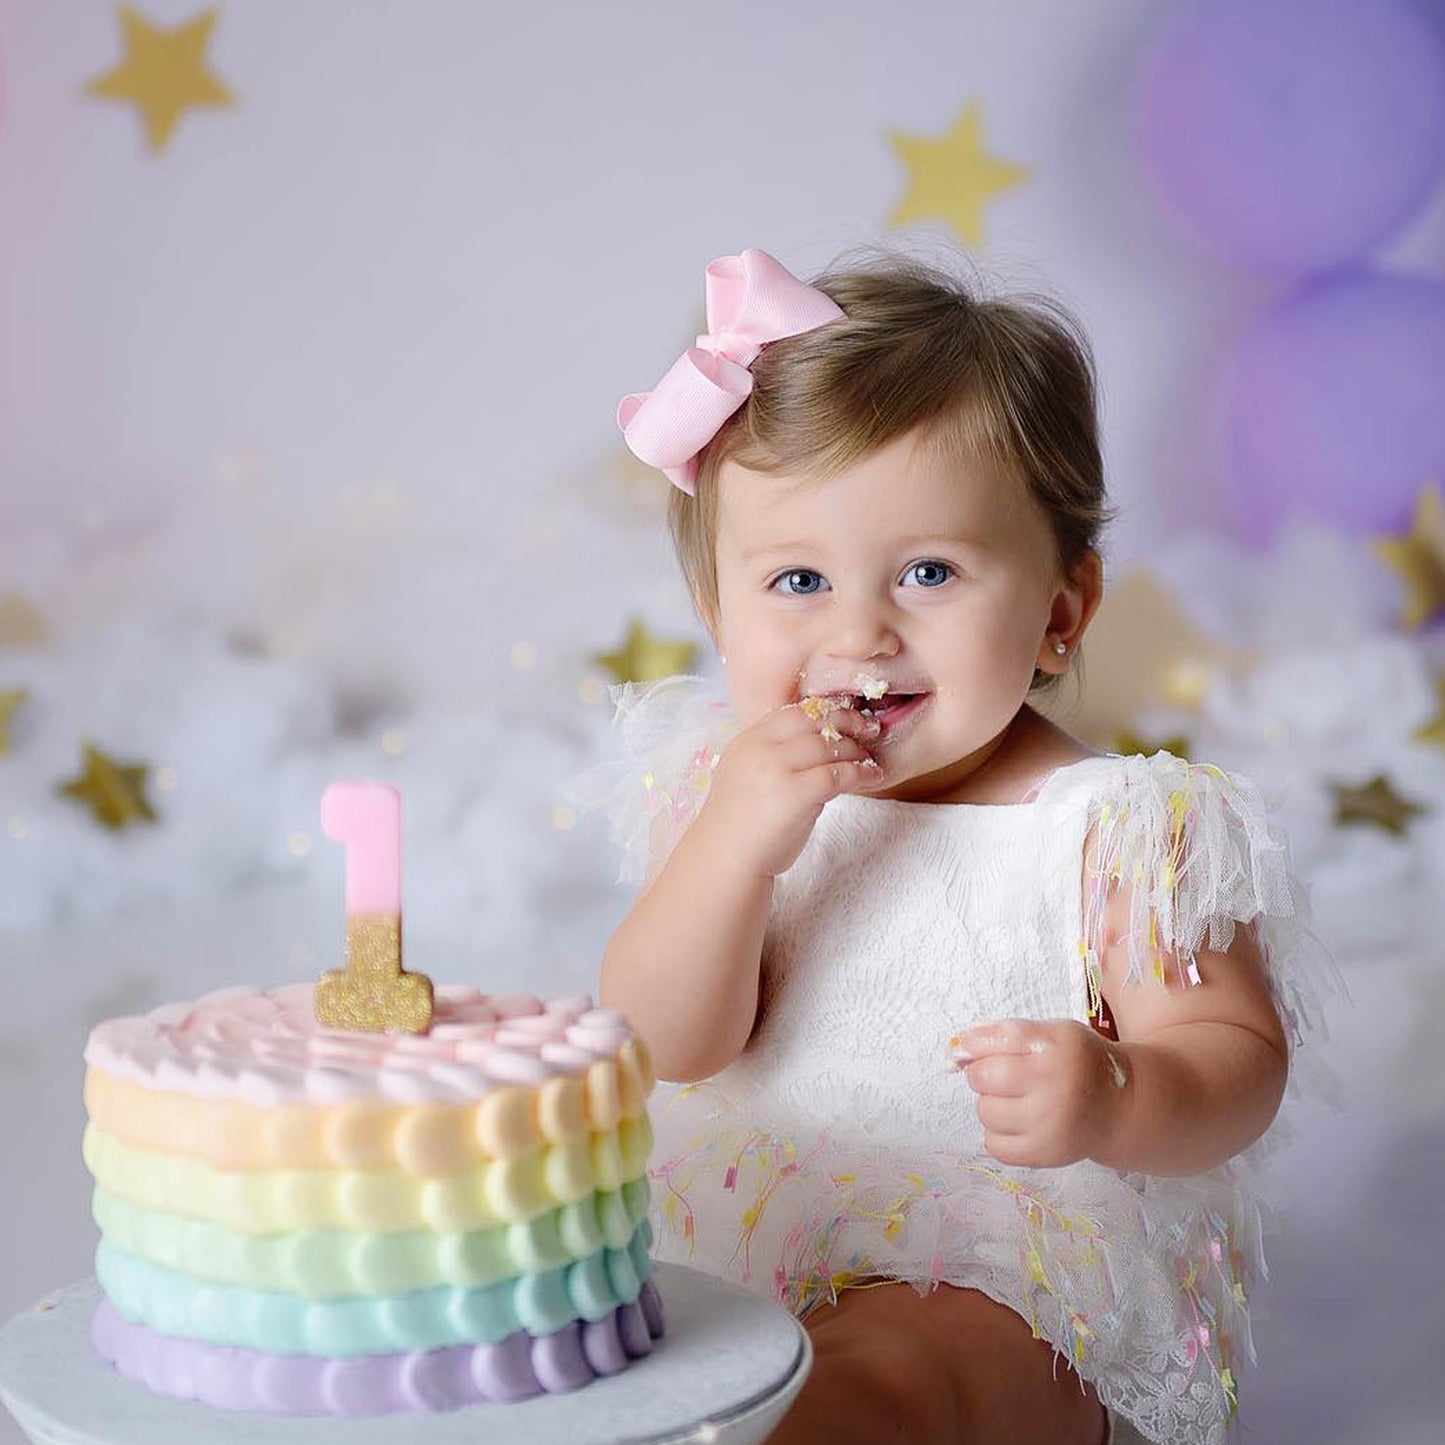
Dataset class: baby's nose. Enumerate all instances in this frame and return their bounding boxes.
[824,604,901,661]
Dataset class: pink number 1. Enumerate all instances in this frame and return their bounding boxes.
[313,780,434,1034]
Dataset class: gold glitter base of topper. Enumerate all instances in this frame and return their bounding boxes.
[314,916,434,1034]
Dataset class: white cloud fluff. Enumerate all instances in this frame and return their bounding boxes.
[1139,524,1445,965]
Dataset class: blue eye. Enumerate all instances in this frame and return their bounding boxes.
[902,560,954,588]
[771,569,829,595]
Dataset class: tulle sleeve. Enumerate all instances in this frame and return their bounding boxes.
[567,673,738,886]
[1076,751,1348,1108]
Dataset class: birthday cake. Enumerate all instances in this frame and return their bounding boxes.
[81,982,662,1414]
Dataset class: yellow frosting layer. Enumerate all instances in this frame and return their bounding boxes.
[83,1113,654,1234]
[83,1037,655,1175]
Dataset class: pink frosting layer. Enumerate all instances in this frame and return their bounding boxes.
[83,984,637,1108]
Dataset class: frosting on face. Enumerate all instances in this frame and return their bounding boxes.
[84,983,639,1107]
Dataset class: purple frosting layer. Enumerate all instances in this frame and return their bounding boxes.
[92,1281,665,1416]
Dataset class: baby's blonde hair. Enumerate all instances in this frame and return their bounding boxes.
[668,250,1112,690]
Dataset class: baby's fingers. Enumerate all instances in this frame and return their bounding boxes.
[957,1054,1031,1097]
[976,1095,1031,1134]
[821,708,883,743]
[777,699,880,745]
[807,754,887,799]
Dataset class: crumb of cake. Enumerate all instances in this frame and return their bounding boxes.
[800,694,854,721]
[853,674,890,700]
[800,693,852,742]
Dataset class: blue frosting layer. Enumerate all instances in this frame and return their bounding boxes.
[96,1221,653,1356]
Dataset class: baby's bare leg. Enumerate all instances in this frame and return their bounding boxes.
[766,1279,1108,1445]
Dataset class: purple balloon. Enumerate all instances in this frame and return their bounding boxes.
[1212,271,1445,544]
[1134,0,1445,272]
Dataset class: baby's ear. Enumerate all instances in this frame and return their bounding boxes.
[1063,548,1105,642]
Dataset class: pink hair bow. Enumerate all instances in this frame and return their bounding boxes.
[617,248,845,494]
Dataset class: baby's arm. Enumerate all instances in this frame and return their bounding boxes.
[1087,897,1289,1177]
[600,805,772,1082]
[955,803,1293,1176]
[600,701,882,1083]
[954,902,1288,1177]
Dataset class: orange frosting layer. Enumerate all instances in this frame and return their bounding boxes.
[84,1037,655,1177]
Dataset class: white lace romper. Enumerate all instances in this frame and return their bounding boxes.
[577,676,1344,1445]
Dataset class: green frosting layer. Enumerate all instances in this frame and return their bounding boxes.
[95,1221,654,1356]
[92,1178,652,1299]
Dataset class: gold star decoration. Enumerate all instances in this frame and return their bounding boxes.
[593,619,697,685]
[888,103,1030,247]
[1415,676,1445,750]
[1373,482,1445,630]
[0,595,49,649]
[84,6,236,155]
[1112,730,1190,762]
[56,742,159,830]
[0,689,27,756]
[1331,774,1428,837]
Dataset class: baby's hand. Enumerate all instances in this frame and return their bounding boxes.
[698,699,886,878]
[948,1018,1130,1169]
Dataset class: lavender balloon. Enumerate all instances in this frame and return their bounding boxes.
[1134,0,1445,272]
[1212,271,1445,545]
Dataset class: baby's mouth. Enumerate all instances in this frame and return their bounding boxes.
[801,686,929,739]
[859,692,919,719]
[862,692,927,736]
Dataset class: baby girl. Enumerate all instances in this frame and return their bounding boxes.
[594,247,1336,1445]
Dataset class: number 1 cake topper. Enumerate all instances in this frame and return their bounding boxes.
[314,781,434,1033]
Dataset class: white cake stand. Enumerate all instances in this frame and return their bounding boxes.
[0,1264,811,1445]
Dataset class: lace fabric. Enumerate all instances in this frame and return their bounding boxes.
[580,676,1345,1445]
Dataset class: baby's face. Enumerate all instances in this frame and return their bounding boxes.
[711,427,1071,803]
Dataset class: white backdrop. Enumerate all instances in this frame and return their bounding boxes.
[3,1,1436,562]
[2,4,1445,1442]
